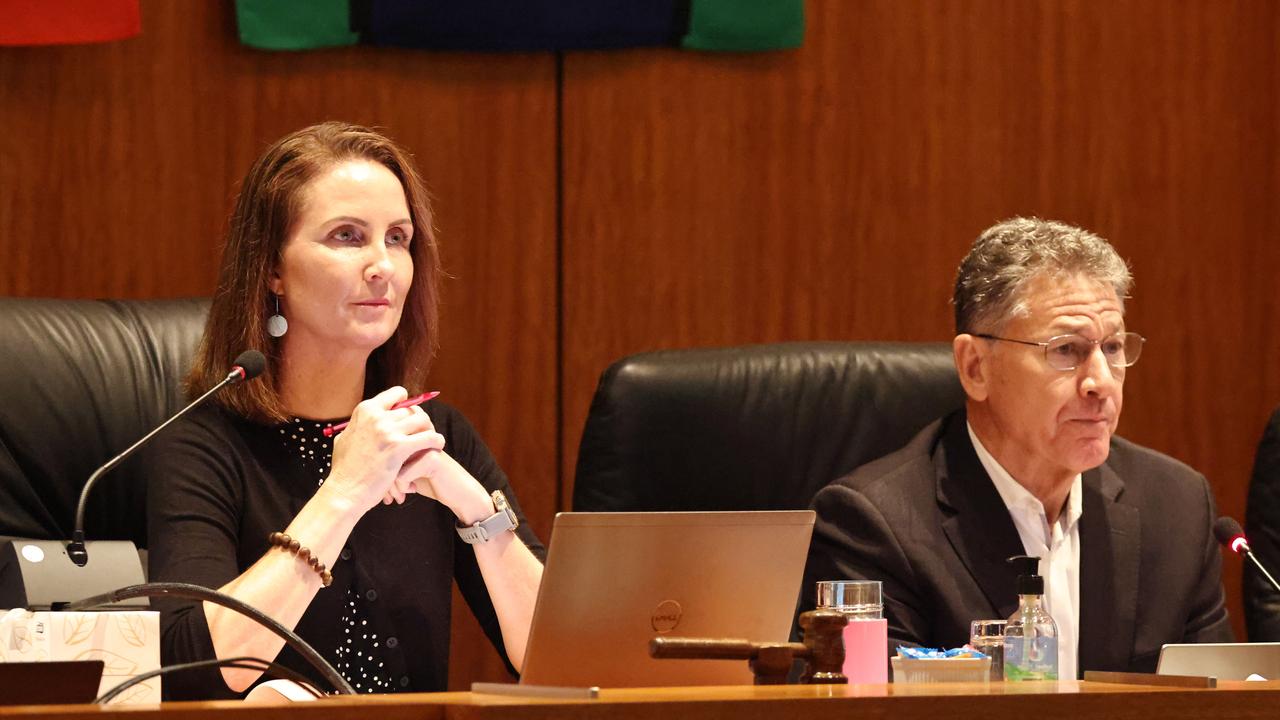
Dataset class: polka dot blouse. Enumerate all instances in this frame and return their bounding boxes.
[278,418,396,693]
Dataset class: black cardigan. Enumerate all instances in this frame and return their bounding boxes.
[145,399,544,700]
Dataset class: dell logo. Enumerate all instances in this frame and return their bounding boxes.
[651,599,682,633]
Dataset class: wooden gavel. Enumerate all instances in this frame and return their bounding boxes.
[649,609,848,685]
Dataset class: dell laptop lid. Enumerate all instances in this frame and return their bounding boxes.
[520,510,815,688]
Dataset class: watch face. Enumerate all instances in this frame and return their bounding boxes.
[490,490,518,530]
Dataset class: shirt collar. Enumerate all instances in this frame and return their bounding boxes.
[966,421,1083,531]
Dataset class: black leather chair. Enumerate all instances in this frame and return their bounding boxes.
[1245,406,1280,640]
[0,297,210,548]
[573,342,966,513]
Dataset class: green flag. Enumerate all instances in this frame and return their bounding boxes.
[236,0,358,51]
[681,0,805,52]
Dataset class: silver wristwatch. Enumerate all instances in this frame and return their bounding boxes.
[456,490,519,544]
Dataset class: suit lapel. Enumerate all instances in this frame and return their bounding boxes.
[1077,461,1140,673]
[936,411,1026,620]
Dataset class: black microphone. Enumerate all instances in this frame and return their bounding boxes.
[1214,516,1280,596]
[66,581,354,696]
[66,350,267,567]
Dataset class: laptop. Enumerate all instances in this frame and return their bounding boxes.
[519,510,815,688]
[1157,642,1280,680]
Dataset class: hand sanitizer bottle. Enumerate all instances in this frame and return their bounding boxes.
[1002,555,1059,681]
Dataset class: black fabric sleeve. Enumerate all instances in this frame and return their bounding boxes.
[439,406,546,676]
[1184,474,1234,643]
[1246,407,1280,641]
[800,481,930,652]
[144,412,246,700]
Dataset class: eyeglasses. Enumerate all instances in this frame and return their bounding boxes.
[974,332,1146,371]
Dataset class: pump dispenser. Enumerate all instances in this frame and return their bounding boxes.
[1002,555,1059,681]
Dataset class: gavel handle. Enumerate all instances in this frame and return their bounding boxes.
[649,637,759,660]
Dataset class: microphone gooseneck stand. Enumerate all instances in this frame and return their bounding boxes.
[67,350,266,567]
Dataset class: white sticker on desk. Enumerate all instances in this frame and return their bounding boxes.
[21,545,44,563]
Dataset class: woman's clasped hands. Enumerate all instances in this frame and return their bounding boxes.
[320,386,446,513]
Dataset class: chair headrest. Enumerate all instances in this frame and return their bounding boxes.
[573,341,965,512]
[0,298,210,545]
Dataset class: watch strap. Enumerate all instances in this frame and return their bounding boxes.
[456,491,519,544]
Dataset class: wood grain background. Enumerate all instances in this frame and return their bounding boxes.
[560,0,1280,646]
[1,0,1276,684]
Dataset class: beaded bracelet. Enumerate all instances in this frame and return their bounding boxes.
[268,532,333,587]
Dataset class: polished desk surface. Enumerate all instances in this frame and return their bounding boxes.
[4,681,1280,720]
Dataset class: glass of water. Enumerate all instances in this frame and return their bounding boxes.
[969,619,1006,681]
[816,580,882,619]
[816,580,887,683]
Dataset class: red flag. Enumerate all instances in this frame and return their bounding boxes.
[0,0,141,46]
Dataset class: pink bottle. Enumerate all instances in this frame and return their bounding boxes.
[816,580,888,683]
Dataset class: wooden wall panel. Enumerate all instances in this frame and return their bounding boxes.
[561,0,1280,641]
[0,1,557,689]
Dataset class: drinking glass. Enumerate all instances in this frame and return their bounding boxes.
[816,580,887,683]
[969,619,1006,681]
[816,580,882,619]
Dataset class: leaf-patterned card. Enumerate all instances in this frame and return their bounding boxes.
[117,614,148,648]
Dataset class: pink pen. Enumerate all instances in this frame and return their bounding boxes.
[322,391,441,437]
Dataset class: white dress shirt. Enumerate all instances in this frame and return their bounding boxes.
[968,423,1082,680]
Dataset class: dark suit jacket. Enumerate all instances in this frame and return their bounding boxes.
[1245,405,1280,641]
[801,409,1233,676]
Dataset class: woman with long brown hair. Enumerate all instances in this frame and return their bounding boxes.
[147,122,544,699]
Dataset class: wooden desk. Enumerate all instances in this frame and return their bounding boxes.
[4,681,1280,720]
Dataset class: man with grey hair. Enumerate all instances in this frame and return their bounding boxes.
[801,217,1231,677]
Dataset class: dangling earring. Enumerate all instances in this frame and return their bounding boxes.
[267,294,288,338]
